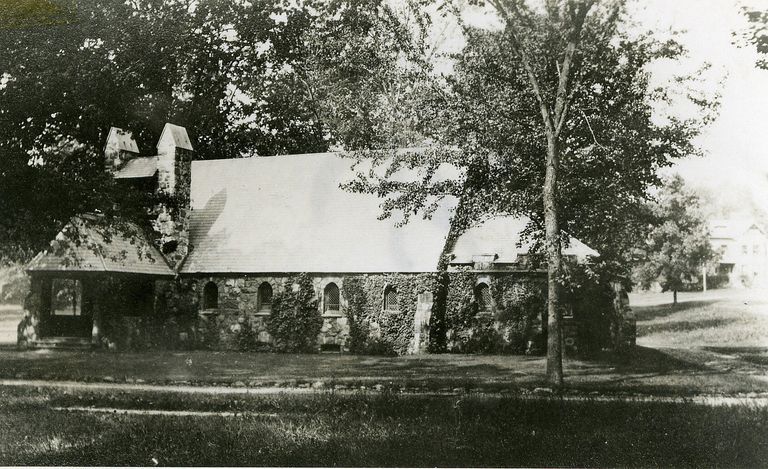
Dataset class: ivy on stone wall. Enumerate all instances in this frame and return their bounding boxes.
[266,273,323,353]
[341,276,374,354]
[491,276,546,354]
[561,263,615,355]
[426,272,449,352]
[442,271,547,354]
[341,273,438,356]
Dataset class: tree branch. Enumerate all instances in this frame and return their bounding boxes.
[553,0,594,138]
[489,0,555,133]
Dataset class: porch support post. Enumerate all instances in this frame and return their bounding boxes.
[91,307,102,346]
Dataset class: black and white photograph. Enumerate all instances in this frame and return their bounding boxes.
[0,0,767,466]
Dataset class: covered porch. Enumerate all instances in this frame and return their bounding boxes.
[19,217,175,349]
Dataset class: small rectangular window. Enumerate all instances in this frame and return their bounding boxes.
[742,245,748,255]
[754,245,760,255]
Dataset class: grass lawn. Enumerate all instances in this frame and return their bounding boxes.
[1,385,766,467]
[0,289,766,395]
[0,305,21,345]
[1,346,767,395]
[631,288,768,348]
[0,290,767,466]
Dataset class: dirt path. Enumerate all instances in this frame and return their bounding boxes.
[3,378,768,408]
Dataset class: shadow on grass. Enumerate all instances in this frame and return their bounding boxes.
[703,346,768,354]
[594,346,705,374]
[637,317,740,335]
[10,393,768,467]
[632,300,720,321]
[702,346,768,367]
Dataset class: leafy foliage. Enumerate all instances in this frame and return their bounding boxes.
[634,175,718,300]
[443,272,547,354]
[0,0,421,261]
[344,1,716,276]
[340,273,439,355]
[267,274,322,353]
[740,6,768,69]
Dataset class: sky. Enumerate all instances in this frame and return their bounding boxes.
[422,0,768,220]
[634,0,768,219]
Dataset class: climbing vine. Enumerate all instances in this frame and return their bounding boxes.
[266,273,323,353]
[341,273,439,355]
[442,270,547,354]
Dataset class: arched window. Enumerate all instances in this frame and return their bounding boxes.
[203,282,218,310]
[383,285,399,312]
[324,282,340,313]
[476,283,491,312]
[258,282,273,313]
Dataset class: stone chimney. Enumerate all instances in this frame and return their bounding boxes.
[156,123,194,197]
[103,127,139,172]
[154,123,194,267]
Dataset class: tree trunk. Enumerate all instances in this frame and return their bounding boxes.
[673,289,677,305]
[544,132,563,388]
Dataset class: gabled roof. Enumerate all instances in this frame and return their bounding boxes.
[180,152,458,273]
[158,123,193,151]
[27,217,174,276]
[449,216,598,264]
[709,219,765,240]
[114,156,158,179]
[180,151,599,274]
[104,127,140,154]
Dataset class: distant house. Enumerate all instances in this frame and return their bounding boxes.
[709,219,768,287]
[19,123,633,354]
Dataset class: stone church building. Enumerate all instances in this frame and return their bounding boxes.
[19,123,634,355]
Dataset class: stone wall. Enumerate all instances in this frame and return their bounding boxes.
[182,275,353,352]
[441,269,548,354]
[19,269,634,356]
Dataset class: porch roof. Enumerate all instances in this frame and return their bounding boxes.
[27,216,174,276]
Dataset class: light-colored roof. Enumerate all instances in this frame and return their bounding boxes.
[27,217,174,276]
[105,127,140,154]
[180,151,599,274]
[449,216,598,264]
[114,156,158,179]
[709,219,765,239]
[158,123,193,151]
[180,153,458,273]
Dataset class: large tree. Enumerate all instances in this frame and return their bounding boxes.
[345,0,716,386]
[0,0,417,260]
[634,175,717,305]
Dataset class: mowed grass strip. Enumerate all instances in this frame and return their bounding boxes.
[0,386,766,467]
[633,294,768,348]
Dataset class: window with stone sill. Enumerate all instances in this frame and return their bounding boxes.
[383,285,399,312]
[257,282,273,313]
[323,282,341,315]
[475,282,492,313]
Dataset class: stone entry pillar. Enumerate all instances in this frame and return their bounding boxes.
[611,282,635,352]
[91,307,102,346]
[409,292,433,354]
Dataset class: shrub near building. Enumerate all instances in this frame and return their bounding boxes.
[267,274,323,353]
